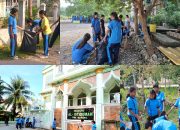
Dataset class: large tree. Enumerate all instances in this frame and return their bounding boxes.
[2,76,33,117]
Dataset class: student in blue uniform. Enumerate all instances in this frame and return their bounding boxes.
[52,118,56,130]
[16,117,22,129]
[8,8,23,59]
[26,18,41,32]
[126,87,141,130]
[32,117,36,129]
[153,84,165,113]
[144,90,160,129]
[167,88,180,129]
[152,113,177,130]
[100,15,105,38]
[104,12,122,65]
[91,12,101,42]
[91,120,96,130]
[72,33,93,64]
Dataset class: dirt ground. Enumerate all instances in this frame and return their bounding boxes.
[60,22,142,65]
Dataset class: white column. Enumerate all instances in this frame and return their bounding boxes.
[62,80,69,130]
[18,0,25,28]
[95,68,104,130]
[50,87,56,128]
[86,93,91,106]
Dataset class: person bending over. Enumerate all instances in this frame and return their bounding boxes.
[72,33,93,64]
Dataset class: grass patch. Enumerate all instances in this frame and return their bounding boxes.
[0,36,59,60]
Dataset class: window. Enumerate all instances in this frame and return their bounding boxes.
[77,93,86,106]
[68,96,73,106]
[91,91,96,104]
[110,85,120,103]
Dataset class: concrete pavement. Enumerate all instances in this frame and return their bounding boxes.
[0,124,47,130]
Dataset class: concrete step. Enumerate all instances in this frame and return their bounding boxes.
[152,33,180,47]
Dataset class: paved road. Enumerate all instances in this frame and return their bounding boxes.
[0,124,42,130]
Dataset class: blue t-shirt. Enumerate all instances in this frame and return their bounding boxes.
[120,112,126,128]
[174,98,180,118]
[156,91,165,112]
[92,124,96,130]
[30,19,41,31]
[16,118,21,124]
[72,39,93,63]
[108,20,122,44]
[8,15,17,34]
[144,98,160,116]
[91,18,101,34]
[52,120,56,128]
[152,119,177,130]
[127,96,138,116]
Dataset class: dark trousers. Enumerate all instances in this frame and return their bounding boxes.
[10,34,17,57]
[49,23,60,48]
[16,123,22,129]
[145,115,159,129]
[120,126,125,130]
[128,115,141,130]
[93,33,101,42]
[106,43,120,65]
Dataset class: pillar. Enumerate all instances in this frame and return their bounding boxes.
[53,3,58,22]
[62,79,69,130]
[40,3,46,11]
[51,86,56,129]
[18,0,25,28]
[95,68,104,130]
[86,93,91,106]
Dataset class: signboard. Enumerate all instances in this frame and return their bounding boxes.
[67,108,94,120]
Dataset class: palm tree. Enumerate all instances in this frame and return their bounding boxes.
[3,76,34,117]
[0,79,5,103]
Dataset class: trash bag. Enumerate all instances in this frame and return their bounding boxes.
[96,40,108,65]
[20,30,38,53]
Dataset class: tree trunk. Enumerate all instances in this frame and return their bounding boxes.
[136,1,154,56]
[28,0,32,18]
[133,1,138,34]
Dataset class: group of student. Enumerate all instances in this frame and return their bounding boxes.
[120,84,180,130]
[72,16,92,23]
[15,116,36,129]
[8,7,60,59]
[72,12,131,65]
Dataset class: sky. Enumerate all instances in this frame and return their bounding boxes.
[0,65,44,98]
[61,0,71,8]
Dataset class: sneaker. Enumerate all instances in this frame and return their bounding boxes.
[41,55,48,59]
[11,56,18,60]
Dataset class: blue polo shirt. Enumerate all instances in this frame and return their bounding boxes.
[92,124,96,130]
[108,20,122,44]
[145,98,160,116]
[156,91,165,112]
[120,112,126,128]
[52,120,56,128]
[152,118,177,130]
[72,39,93,63]
[174,98,180,118]
[127,96,138,116]
[8,15,17,34]
[16,118,21,124]
[30,19,41,31]
[91,18,101,34]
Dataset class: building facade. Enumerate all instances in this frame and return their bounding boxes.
[41,65,120,130]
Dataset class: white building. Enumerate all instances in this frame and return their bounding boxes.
[40,65,120,130]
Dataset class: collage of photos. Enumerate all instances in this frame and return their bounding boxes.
[0,0,180,130]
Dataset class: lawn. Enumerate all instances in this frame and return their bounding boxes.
[0,36,59,60]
